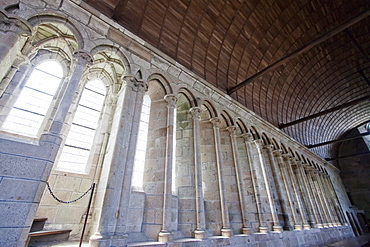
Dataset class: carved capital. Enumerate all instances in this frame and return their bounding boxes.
[73,49,93,66]
[241,133,253,142]
[189,107,201,120]
[164,94,176,108]
[123,74,148,93]
[210,117,221,128]
[226,125,236,135]
[0,10,32,37]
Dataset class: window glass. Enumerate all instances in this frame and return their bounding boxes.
[57,79,106,173]
[2,60,63,137]
[132,95,151,188]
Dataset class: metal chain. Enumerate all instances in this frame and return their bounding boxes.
[45,181,94,204]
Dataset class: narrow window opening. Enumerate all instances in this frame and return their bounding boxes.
[132,94,151,188]
[57,79,106,174]
[1,60,63,137]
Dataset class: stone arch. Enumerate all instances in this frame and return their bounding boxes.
[90,44,132,75]
[271,138,280,150]
[147,73,173,96]
[236,118,248,135]
[201,100,217,120]
[177,87,198,108]
[219,111,234,128]
[280,143,288,154]
[261,132,271,145]
[249,126,260,140]
[27,14,84,49]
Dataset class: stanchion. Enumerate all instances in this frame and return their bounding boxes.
[79,183,96,247]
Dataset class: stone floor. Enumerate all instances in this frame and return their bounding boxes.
[327,234,370,247]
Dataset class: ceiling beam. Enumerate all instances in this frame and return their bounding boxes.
[307,132,370,149]
[359,69,370,88]
[345,29,370,63]
[279,95,370,129]
[112,0,129,20]
[227,9,370,95]
[325,151,370,161]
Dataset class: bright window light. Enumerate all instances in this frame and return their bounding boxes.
[2,60,63,137]
[132,95,151,188]
[57,79,106,173]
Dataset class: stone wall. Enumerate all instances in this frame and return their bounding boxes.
[0,0,361,246]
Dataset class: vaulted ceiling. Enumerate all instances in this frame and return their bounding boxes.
[83,0,370,164]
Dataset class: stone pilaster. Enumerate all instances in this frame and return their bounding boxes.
[227,126,251,234]
[48,50,93,136]
[315,172,336,227]
[90,75,148,247]
[158,94,176,243]
[242,134,268,233]
[321,174,342,226]
[210,117,232,237]
[189,107,206,239]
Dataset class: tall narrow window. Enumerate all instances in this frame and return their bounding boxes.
[57,79,106,174]
[1,60,63,137]
[132,95,151,188]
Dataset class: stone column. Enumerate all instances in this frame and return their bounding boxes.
[189,107,206,239]
[227,126,251,234]
[158,94,176,242]
[315,172,336,227]
[254,141,282,232]
[321,174,342,226]
[272,149,295,230]
[286,157,310,230]
[305,167,325,228]
[90,75,148,247]
[297,163,320,228]
[242,134,268,233]
[210,117,232,237]
[323,174,346,225]
[0,9,32,80]
[48,50,93,135]
[308,168,330,227]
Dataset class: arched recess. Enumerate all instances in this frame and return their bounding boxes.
[174,88,199,238]
[271,138,280,150]
[249,126,260,140]
[261,132,271,146]
[0,18,78,137]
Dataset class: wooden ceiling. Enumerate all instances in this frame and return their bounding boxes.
[83,0,370,163]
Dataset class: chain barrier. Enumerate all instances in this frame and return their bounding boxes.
[45,181,94,204]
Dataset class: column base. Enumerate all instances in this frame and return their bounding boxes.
[316,223,324,228]
[221,228,232,237]
[272,225,283,233]
[194,229,205,239]
[158,230,172,243]
[303,224,311,230]
[258,226,268,234]
[328,223,334,227]
[242,227,252,235]
[323,223,329,228]
[89,232,128,247]
[294,224,303,230]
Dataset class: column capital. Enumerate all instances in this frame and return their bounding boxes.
[164,94,176,107]
[241,133,253,142]
[73,49,93,66]
[189,106,201,119]
[210,117,221,128]
[0,9,32,37]
[226,125,236,134]
[253,138,264,147]
[263,144,274,150]
[123,74,148,93]
[272,149,283,155]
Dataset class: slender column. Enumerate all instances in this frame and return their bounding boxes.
[189,107,206,239]
[315,172,336,227]
[272,150,295,230]
[297,163,320,228]
[227,126,251,234]
[90,75,148,247]
[0,10,32,69]
[323,174,346,225]
[309,169,330,227]
[255,141,282,232]
[321,174,342,226]
[242,134,268,233]
[48,50,93,135]
[305,167,325,228]
[281,154,303,230]
[210,117,232,237]
[288,158,311,230]
[158,94,176,242]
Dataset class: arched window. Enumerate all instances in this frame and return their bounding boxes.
[1,60,63,137]
[132,94,151,188]
[57,79,106,174]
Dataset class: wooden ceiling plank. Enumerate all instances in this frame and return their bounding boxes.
[227,8,370,95]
